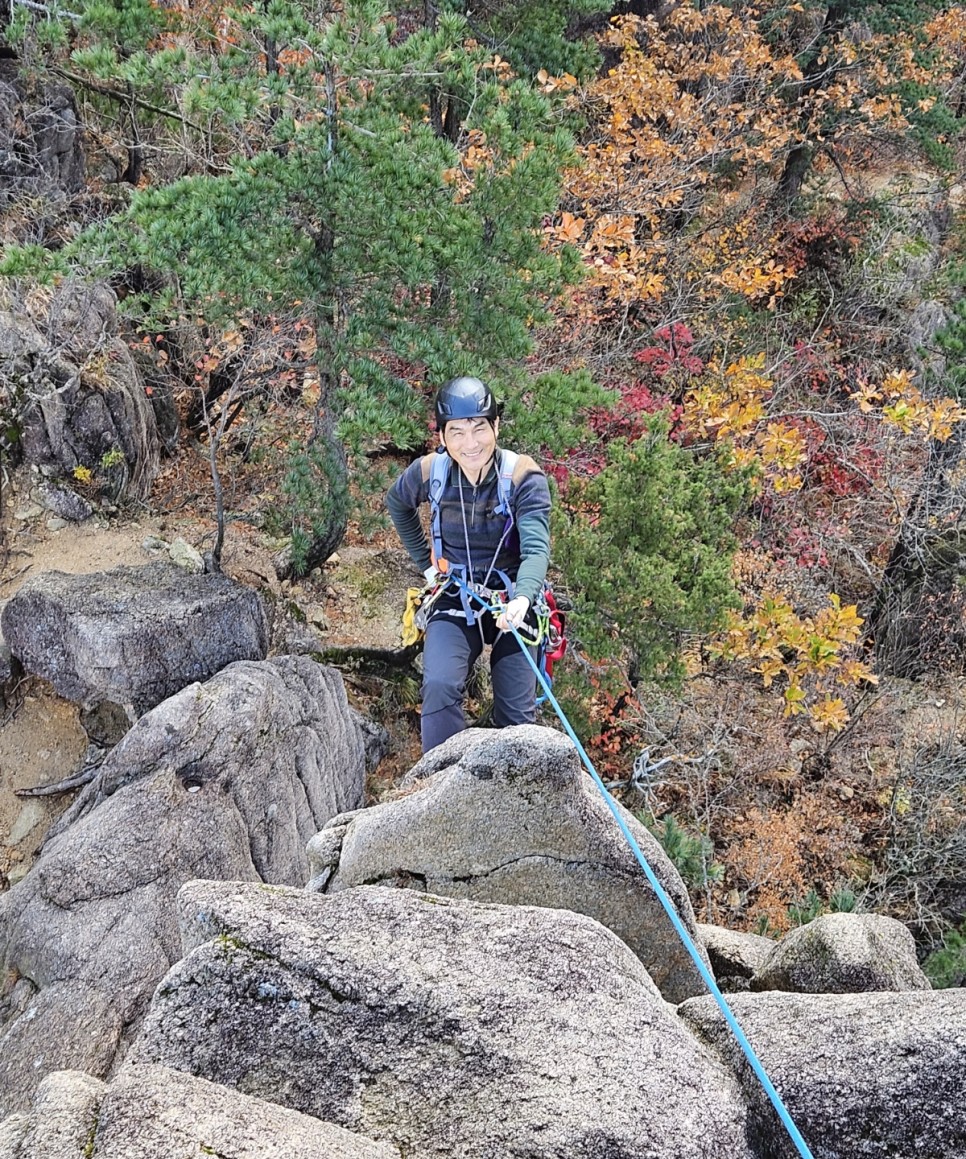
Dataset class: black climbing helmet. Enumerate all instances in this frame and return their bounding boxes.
[434,376,498,428]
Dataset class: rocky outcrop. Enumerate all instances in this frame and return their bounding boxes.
[1,563,270,715]
[130,880,754,1159]
[680,988,966,1159]
[0,1070,103,1159]
[0,1066,400,1159]
[307,724,711,1003]
[0,656,366,1117]
[750,912,931,993]
[0,982,122,1117]
[0,72,85,200]
[0,694,958,1157]
[699,922,775,992]
[0,280,159,501]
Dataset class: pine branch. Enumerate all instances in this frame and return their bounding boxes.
[51,66,205,133]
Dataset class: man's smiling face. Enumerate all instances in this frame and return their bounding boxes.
[442,416,499,483]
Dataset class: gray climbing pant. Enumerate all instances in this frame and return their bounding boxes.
[420,611,537,754]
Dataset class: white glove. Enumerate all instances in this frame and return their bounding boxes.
[423,566,438,586]
[496,596,530,632]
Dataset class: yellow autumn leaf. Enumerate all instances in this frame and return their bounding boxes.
[771,472,804,494]
[882,368,916,397]
[755,657,786,688]
[849,384,881,413]
[758,422,806,468]
[783,684,808,717]
[926,399,966,442]
[726,445,758,471]
[882,399,918,434]
[806,635,840,669]
[809,696,850,733]
[837,660,879,686]
[816,596,864,643]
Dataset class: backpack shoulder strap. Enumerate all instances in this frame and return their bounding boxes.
[419,452,438,484]
[495,448,518,515]
[428,450,451,566]
[496,449,545,514]
[510,453,542,486]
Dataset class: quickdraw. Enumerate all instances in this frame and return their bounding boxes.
[413,578,448,633]
[536,587,567,681]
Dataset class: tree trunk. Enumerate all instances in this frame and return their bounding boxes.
[423,0,462,143]
[775,143,812,203]
[304,370,350,568]
[774,2,849,204]
[273,365,350,580]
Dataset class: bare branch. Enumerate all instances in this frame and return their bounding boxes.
[12,0,83,21]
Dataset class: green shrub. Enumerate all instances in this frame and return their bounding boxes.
[552,416,746,682]
[923,923,966,989]
[645,813,723,890]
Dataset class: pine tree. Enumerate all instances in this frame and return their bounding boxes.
[552,415,747,683]
[4,0,591,570]
[436,0,609,81]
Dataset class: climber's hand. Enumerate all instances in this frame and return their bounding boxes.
[496,596,530,632]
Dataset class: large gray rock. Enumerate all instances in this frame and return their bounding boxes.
[36,480,94,523]
[31,86,85,192]
[1,562,270,715]
[0,1070,103,1159]
[698,923,775,992]
[0,72,85,200]
[0,981,122,1110]
[0,1065,399,1159]
[129,881,753,1159]
[751,912,931,994]
[308,724,710,1003]
[0,656,365,1117]
[680,988,966,1159]
[0,281,159,500]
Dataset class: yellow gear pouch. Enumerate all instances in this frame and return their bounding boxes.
[401,587,425,646]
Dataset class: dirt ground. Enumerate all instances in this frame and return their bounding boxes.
[0,475,419,890]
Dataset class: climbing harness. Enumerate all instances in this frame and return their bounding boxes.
[402,569,568,698]
[427,448,518,627]
[451,574,817,1159]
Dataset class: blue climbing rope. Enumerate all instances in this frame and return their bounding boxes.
[457,579,815,1159]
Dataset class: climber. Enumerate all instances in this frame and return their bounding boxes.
[386,376,552,754]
